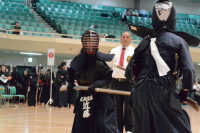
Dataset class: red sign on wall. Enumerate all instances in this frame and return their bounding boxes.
[49,52,54,58]
[47,49,55,66]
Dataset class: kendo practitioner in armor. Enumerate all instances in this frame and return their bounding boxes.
[125,0,200,133]
[52,65,61,106]
[55,62,68,108]
[40,69,53,104]
[28,67,38,107]
[10,67,22,103]
[22,70,29,103]
[67,30,119,133]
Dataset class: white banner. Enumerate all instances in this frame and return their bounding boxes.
[47,48,55,66]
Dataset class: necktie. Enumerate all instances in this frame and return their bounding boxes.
[119,47,126,67]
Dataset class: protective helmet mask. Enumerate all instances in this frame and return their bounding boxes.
[152,0,176,30]
[81,30,99,55]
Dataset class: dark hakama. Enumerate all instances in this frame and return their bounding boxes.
[57,83,68,107]
[70,61,119,133]
[40,84,50,104]
[53,69,68,107]
[28,73,38,106]
[28,85,37,106]
[72,93,118,133]
[126,32,195,133]
[22,76,29,102]
[40,75,53,104]
[131,76,191,133]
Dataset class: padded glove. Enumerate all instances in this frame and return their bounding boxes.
[88,80,109,95]
[178,89,188,103]
[67,81,75,91]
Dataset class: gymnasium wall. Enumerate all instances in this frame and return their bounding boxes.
[0,53,66,71]
[139,0,200,15]
[1,33,200,74]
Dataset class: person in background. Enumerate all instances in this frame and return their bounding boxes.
[193,81,200,90]
[28,67,38,107]
[193,81,200,105]
[107,31,134,133]
[0,65,10,94]
[138,9,149,17]
[10,67,22,103]
[22,70,29,103]
[40,69,53,105]
[132,9,138,17]
[12,22,22,35]
[90,24,98,29]
[52,65,61,107]
[56,62,68,108]
[121,8,132,22]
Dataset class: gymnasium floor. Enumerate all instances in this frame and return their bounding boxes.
[0,104,199,133]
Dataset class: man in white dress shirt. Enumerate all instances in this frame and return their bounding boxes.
[107,31,134,133]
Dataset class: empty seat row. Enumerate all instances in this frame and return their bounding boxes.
[36,3,106,14]
[176,23,198,29]
[1,0,24,4]
[127,16,151,21]
[20,26,50,32]
[0,23,13,29]
[51,18,123,28]
[60,26,124,36]
[47,15,120,26]
[61,29,140,41]
[20,32,53,37]
[39,6,104,13]
[0,11,34,17]
[56,22,128,33]
[0,19,44,27]
[41,7,104,17]
[0,6,29,12]
[0,15,39,22]
[0,2,25,8]
[61,30,121,38]
[0,23,50,32]
[37,1,126,13]
[45,13,118,23]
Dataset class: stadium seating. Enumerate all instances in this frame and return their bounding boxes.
[127,14,200,39]
[1,0,199,41]
[0,1,52,35]
[35,0,134,40]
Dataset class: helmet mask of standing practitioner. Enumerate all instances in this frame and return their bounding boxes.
[81,30,99,55]
[128,0,200,47]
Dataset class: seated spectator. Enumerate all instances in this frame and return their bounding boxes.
[139,9,149,17]
[89,25,98,29]
[12,22,22,35]
[132,9,139,17]
[121,8,132,22]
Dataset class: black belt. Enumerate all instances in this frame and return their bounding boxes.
[113,78,128,82]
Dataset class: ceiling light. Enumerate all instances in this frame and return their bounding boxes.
[20,52,42,55]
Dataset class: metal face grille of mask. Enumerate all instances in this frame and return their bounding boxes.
[155,1,172,21]
[82,31,99,55]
